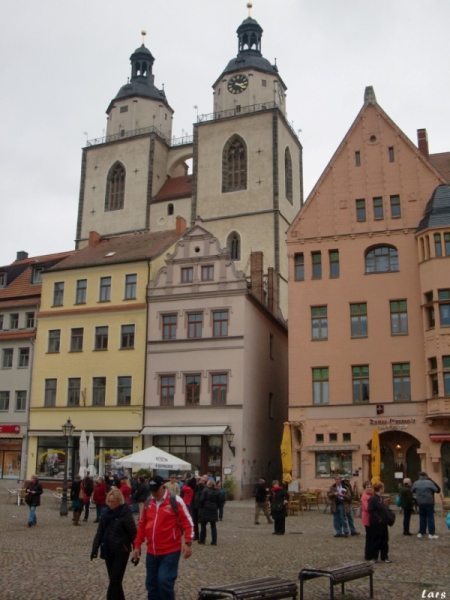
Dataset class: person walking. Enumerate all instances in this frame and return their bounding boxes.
[217,481,226,521]
[120,477,132,505]
[71,474,84,526]
[180,476,195,517]
[133,475,193,600]
[134,475,150,517]
[342,478,360,536]
[191,475,206,541]
[270,480,288,535]
[253,477,272,525]
[398,477,414,536]
[91,488,137,600]
[82,471,94,522]
[25,474,43,528]
[327,475,351,537]
[93,476,108,523]
[411,471,440,539]
[165,474,181,496]
[360,480,374,560]
[199,480,221,545]
[368,481,391,563]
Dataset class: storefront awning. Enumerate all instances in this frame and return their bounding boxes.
[306,445,360,452]
[0,433,23,439]
[430,433,450,442]
[27,430,140,437]
[141,425,228,436]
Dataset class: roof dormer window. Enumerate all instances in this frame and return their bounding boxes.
[31,266,44,284]
[0,272,6,288]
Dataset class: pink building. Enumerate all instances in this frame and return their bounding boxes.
[142,224,288,498]
[287,87,450,494]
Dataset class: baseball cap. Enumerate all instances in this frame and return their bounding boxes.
[149,475,165,491]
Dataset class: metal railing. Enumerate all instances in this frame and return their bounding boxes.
[196,101,298,139]
[87,125,194,148]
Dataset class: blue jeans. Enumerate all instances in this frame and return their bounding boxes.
[28,505,37,524]
[418,504,435,535]
[333,503,349,535]
[95,504,105,521]
[145,551,181,600]
[346,506,357,534]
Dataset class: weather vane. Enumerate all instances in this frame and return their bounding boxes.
[247,2,253,17]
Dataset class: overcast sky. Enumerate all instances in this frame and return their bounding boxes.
[1,0,449,266]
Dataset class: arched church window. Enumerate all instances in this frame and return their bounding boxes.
[227,231,241,261]
[167,203,174,216]
[222,136,247,193]
[285,147,293,204]
[105,162,126,211]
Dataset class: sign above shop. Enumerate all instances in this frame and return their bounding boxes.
[369,418,416,431]
[0,425,20,434]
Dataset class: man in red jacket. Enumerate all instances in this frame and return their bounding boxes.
[133,475,193,600]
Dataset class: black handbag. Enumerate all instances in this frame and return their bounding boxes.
[386,508,396,527]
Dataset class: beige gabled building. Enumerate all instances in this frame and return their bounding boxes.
[287,87,450,493]
[142,224,288,498]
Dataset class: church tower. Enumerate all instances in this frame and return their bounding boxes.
[192,4,302,316]
[75,32,191,247]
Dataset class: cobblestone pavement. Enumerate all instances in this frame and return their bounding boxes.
[1,488,449,600]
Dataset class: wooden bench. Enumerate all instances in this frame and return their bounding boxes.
[299,562,374,600]
[199,576,298,600]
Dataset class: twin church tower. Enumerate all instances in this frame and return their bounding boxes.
[75,7,302,316]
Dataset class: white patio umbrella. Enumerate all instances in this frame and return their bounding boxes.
[87,432,96,476]
[78,430,88,476]
[115,446,191,471]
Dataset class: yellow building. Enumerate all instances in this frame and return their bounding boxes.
[27,227,183,480]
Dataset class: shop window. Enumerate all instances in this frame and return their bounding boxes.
[390,300,408,335]
[315,452,352,478]
[311,306,328,340]
[393,363,410,401]
[350,303,367,337]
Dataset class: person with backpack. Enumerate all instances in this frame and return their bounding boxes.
[81,471,94,522]
[411,471,441,539]
[133,475,194,600]
[398,477,414,535]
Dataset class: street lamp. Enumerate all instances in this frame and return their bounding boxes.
[60,418,75,516]
[225,428,236,457]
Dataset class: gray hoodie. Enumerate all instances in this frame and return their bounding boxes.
[411,476,440,505]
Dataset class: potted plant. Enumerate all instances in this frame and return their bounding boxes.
[223,475,237,500]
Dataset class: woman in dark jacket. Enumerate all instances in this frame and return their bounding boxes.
[134,476,150,517]
[398,478,414,535]
[368,481,391,563]
[199,479,222,545]
[70,474,83,526]
[91,488,137,600]
[270,480,289,535]
[25,474,43,527]
[192,476,206,541]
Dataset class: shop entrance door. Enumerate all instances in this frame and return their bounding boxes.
[0,440,22,479]
[380,445,395,492]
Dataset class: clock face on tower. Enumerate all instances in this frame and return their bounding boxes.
[227,74,249,94]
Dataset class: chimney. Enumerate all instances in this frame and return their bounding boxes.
[88,231,101,247]
[16,251,28,261]
[175,216,187,235]
[250,251,264,303]
[417,129,429,158]
[267,267,278,316]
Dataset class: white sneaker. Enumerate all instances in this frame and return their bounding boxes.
[428,534,439,539]
[417,533,423,538]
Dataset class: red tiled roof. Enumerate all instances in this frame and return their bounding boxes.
[153,176,193,202]
[430,152,450,183]
[0,250,74,302]
[49,230,181,271]
[0,331,36,341]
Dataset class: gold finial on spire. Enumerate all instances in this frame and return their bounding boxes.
[141,29,147,45]
[247,2,253,17]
